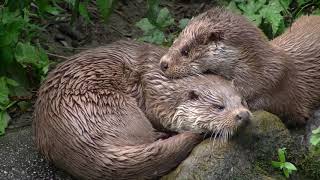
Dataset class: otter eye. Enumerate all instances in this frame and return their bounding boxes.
[188,90,199,100]
[241,98,248,107]
[181,48,189,57]
[213,104,225,111]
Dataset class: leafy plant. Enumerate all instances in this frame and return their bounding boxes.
[272,148,297,178]
[136,0,189,46]
[0,77,19,136]
[97,0,118,22]
[310,127,320,147]
[0,0,121,135]
[228,0,320,39]
[70,0,118,24]
[0,4,51,135]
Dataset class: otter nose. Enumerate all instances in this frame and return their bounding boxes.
[235,111,250,124]
[160,61,169,72]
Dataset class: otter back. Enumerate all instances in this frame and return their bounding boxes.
[159,8,320,126]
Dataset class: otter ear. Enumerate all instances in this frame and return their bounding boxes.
[188,90,200,100]
[231,79,236,87]
[207,30,224,43]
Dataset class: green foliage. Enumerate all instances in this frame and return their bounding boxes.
[97,0,117,22]
[78,0,91,23]
[178,18,190,30]
[0,0,120,135]
[310,127,320,147]
[0,7,49,84]
[272,148,297,178]
[68,0,117,24]
[228,0,320,38]
[0,4,51,135]
[0,77,18,136]
[136,0,189,46]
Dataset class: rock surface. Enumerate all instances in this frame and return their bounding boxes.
[162,111,317,180]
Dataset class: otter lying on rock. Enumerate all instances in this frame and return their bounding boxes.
[33,40,251,180]
[160,8,320,126]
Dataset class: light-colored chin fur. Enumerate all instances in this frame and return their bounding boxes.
[169,105,237,142]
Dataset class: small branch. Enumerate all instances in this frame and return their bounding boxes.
[42,43,90,50]
[46,52,69,60]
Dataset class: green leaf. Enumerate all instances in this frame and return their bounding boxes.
[271,161,282,168]
[297,0,306,7]
[312,8,320,16]
[97,0,116,22]
[0,77,11,107]
[238,0,266,14]
[280,0,292,8]
[64,0,76,6]
[147,0,160,25]
[227,1,241,13]
[156,8,174,29]
[136,18,156,33]
[38,47,50,74]
[15,42,38,68]
[17,101,30,112]
[246,14,262,26]
[310,134,320,146]
[278,148,286,162]
[0,46,15,63]
[5,78,19,87]
[79,1,91,23]
[236,0,266,26]
[0,31,18,47]
[35,0,59,15]
[283,168,290,178]
[15,42,49,75]
[178,18,190,30]
[44,6,60,15]
[260,2,284,35]
[284,162,297,171]
[312,127,320,134]
[0,110,10,136]
[4,100,16,110]
[138,29,165,45]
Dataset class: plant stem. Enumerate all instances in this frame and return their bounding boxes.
[71,0,80,25]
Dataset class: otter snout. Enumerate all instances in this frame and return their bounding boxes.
[160,55,170,72]
[235,111,251,126]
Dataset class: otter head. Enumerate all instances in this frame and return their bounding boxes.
[160,8,269,79]
[168,75,251,140]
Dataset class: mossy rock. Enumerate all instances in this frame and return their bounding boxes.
[162,111,305,180]
[299,148,320,179]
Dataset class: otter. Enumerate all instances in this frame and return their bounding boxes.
[159,7,320,126]
[33,40,251,180]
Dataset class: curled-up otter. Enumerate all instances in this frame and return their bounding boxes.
[160,8,320,126]
[33,40,251,180]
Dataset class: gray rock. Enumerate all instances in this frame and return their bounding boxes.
[162,111,309,180]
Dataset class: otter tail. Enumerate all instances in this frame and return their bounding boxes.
[106,132,201,179]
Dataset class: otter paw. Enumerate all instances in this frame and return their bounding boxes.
[154,132,173,140]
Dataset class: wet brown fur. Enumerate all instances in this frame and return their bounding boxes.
[160,8,320,126]
[33,40,250,180]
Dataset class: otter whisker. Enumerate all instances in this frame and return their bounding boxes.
[210,131,216,148]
